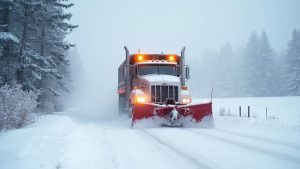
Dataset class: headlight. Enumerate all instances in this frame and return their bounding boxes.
[136,97,146,103]
[182,98,191,104]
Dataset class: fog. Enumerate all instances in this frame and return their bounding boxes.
[66,0,300,116]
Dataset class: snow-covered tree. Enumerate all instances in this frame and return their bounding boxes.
[258,31,275,96]
[272,51,285,96]
[34,0,77,111]
[284,29,300,95]
[190,30,285,98]
[0,0,77,113]
[242,31,261,96]
[0,0,20,86]
[242,30,275,96]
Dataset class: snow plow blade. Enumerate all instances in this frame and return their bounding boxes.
[131,102,212,127]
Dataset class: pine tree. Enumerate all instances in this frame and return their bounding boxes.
[0,0,77,112]
[273,51,285,96]
[14,0,44,90]
[285,29,300,95]
[0,0,20,85]
[242,30,275,96]
[259,31,275,96]
[242,31,261,96]
[35,0,77,111]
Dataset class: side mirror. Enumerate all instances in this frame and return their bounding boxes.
[123,66,128,76]
[177,65,181,77]
[181,65,190,80]
[134,66,138,77]
[181,65,190,79]
[186,66,190,79]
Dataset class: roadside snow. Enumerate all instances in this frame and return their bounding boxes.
[211,96,300,129]
[0,97,299,169]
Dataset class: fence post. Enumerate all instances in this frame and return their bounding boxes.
[239,106,241,117]
[266,107,268,120]
[248,106,250,118]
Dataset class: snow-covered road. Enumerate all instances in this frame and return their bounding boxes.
[1,97,300,169]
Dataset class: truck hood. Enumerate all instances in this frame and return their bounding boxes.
[140,75,180,84]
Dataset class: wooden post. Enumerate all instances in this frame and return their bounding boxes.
[266,107,268,120]
[248,106,250,118]
[239,106,241,117]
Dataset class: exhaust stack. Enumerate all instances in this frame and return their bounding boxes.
[124,46,130,105]
[180,46,186,86]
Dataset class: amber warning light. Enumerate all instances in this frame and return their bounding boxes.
[137,55,144,61]
[168,55,176,62]
[134,54,178,63]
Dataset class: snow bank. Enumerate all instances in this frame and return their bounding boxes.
[210,96,300,129]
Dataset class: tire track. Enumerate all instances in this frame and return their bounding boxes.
[139,129,213,169]
[184,129,300,165]
[215,128,300,150]
[102,129,120,169]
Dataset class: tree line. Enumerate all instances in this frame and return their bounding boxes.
[0,0,77,113]
[190,29,300,98]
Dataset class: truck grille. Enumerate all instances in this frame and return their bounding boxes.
[151,85,178,103]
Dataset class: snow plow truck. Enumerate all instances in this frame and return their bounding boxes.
[118,46,213,127]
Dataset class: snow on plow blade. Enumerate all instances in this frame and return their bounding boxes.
[131,102,213,127]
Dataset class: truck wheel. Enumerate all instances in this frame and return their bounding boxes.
[118,95,126,115]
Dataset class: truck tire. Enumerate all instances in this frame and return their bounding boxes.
[118,95,126,115]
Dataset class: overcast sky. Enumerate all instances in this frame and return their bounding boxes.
[68,0,300,71]
[67,0,300,114]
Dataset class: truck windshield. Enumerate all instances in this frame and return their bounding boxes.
[138,65,177,76]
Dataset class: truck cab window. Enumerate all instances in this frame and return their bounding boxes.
[138,65,177,76]
[138,65,158,75]
[159,65,177,76]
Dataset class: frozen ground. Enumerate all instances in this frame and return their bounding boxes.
[0,97,300,169]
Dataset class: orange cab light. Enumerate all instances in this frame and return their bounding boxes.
[169,55,175,62]
[138,55,144,61]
